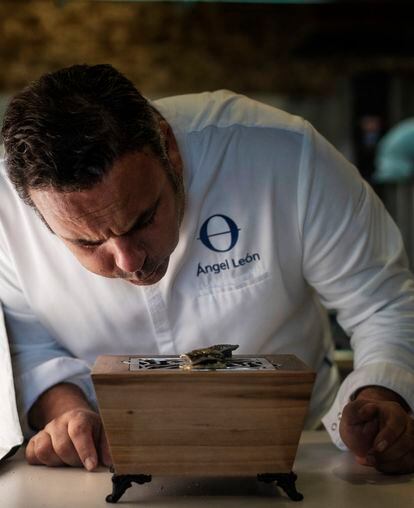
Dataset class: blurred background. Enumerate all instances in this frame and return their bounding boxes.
[1,0,414,374]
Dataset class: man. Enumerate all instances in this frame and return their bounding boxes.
[1,64,413,474]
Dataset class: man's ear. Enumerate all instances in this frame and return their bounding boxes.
[159,120,182,176]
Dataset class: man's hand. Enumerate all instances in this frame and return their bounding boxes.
[26,383,111,471]
[339,386,414,474]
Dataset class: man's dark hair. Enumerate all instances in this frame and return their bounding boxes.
[1,64,166,206]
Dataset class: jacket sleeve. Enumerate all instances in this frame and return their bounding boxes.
[0,238,97,438]
[298,122,414,449]
[0,302,23,461]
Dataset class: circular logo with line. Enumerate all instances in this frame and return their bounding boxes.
[198,214,240,252]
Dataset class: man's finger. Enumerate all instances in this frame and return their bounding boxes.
[372,403,407,453]
[362,417,379,437]
[343,400,378,425]
[374,437,408,466]
[26,432,65,467]
[46,428,83,467]
[371,419,414,474]
[356,402,379,422]
[340,400,380,456]
[375,447,414,474]
[25,437,42,465]
[355,455,371,466]
[67,414,99,471]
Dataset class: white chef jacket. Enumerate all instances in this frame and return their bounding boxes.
[1,90,414,449]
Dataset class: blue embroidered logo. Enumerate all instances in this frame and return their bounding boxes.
[198,214,240,252]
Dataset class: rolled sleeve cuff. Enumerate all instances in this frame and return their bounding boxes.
[16,356,95,437]
[322,362,414,450]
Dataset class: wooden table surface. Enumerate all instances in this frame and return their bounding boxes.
[0,431,412,508]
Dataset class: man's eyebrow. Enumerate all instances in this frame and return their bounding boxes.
[62,199,161,247]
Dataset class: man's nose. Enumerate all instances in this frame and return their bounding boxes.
[109,236,146,274]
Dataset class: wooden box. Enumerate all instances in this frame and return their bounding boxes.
[92,354,315,477]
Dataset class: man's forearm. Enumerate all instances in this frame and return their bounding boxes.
[355,385,410,412]
[28,382,92,430]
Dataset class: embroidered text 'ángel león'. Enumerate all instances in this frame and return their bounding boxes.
[197,252,260,276]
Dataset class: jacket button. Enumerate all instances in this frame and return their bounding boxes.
[331,422,337,431]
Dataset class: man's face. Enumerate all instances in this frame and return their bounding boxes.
[30,147,184,286]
